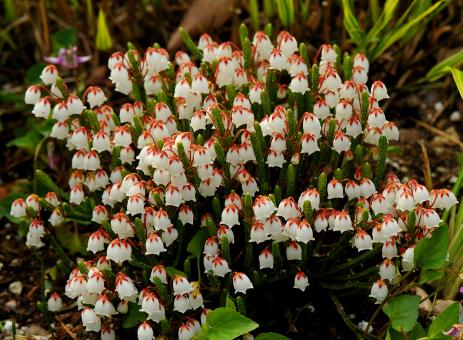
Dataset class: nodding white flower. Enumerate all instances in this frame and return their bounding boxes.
[86,86,106,108]
[107,239,132,264]
[396,190,415,211]
[32,97,51,118]
[101,326,116,340]
[144,74,163,95]
[111,212,134,238]
[267,149,285,168]
[173,275,193,295]
[126,194,144,215]
[204,237,219,256]
[277,84,288,99]
[86,268,105,294]
[178,322,197,340]
[314,99,331,120]
[401,246,415,272]
[215,56,234,88]
[379,259,396,282]
[269,48,288,71]
[383,121,399,141]
[345,180,361,200]
[154,209,172,231]
[114,126,132,147]
[382,239,398,259]
[294,271,309,291]
[94,294,116,317]
[161,226,178,247]
[178,204,194,225]
[71,127,89,150]
[286,241,302,260]
[233,272,253,294]
[334,211,354,232]
[346,115,362,138]
[298,188,320,211]
[115,273,138,300]
[84,150,101,171]
[40,64,59,85]
[108,52,124,70]
[203,254,214,272]
[26,194,40,212]
[151,265,167,284]
[26,232,44,248]
[429,189,458,209]
[25,85,41,104]
[52,102,71,122]
[314,210,329,232]
[353,53,369,72]
[47,292,63,312]
[371,81,389,101]
[96,257,111,271]
[87,230,106,254]
[296,220,315,243]
[218,225,235,244]
[282,218,298,240]
[69,184,85,204]
[277,197,301,220]
[165,184,183,207]
[249,82,264,104]
[333,131,351,153]
[259,249,274,269]
[420,208,441,228]
[354,229,373,251]
[137,321,154,340]
[28,218,45,238]
[92,130,112,152]
[302,112,321,137]
[320,44,337,63]
[140,291,160,315]
[253,31,273,60]
[412,184,429,204]
[212,257,231,277]
[119,103,135,124]
[10,198,27,218]
[353,65,368,85]
[145,47,169,73]
[381,215,400,238]
[290,72,309,94]
[360,178,376,198]
[368,108,386,128]
[145,233,166,255]
[191,110,207,131]
[369,279,388,304]
[234,67,248,86]
[335,99,353,121]
[253,195,277,221]
[72,151,86,170]
[371,193,390,215]
[250,222,268,243]
[327,179,344,199]
[50,121,69,139]
[270,132,286,152]
[81,307,101,332]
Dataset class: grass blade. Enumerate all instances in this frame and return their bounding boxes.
[341,0,365,47]
[424,50,463,82]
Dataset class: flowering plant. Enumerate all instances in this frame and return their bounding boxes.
[11,24,457,339]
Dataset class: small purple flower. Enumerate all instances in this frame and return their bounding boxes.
[443,324,463,337]
[44,47,91,69]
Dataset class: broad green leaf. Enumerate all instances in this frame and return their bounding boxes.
[410,323,426,339]
[383,294,420,333]
[55,226,87,254]
[425,50,463,82]
[418,269,445,284]
[26,63,46,84]
[225,294,236,310]
[7,131,42,152]
[255,333,290,340]
[187,228,209,258]
[414,225,448,269]
[371,0,445,60]
[52,28,77,52]
[341,0,365,46]
[427,302,459,339]
[447,67,463,99]
[96,8,112,51]
[122,302,148,328]
[196,307,258,340]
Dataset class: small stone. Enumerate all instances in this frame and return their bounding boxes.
[6,299,18,309]
[3,320,14,333]
[450,111,461,122]
[434,101,444,112]
[0,262,4,271]
[9,281,23,295]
